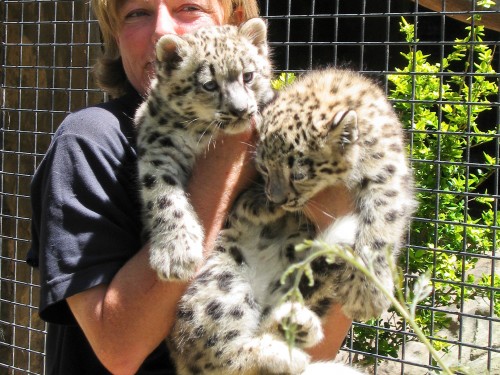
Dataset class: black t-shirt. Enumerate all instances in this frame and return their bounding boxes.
[27,91,175,374]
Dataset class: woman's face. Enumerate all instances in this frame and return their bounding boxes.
[116,0,225,95]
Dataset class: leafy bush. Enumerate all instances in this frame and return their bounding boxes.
[352,13,499,362]
[273,8,499,369]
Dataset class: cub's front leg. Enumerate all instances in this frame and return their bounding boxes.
[333,246,394,321]
[321,214,395,320]
[139,143,204,281]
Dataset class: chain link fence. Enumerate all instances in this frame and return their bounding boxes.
[1,0,499,374]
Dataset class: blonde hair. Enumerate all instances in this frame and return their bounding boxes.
[91,0,260,97]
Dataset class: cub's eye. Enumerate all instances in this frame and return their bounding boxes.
[243,72,254,83]
[257,164,269,176]
[292,171,307,181]
[203,80,218,91]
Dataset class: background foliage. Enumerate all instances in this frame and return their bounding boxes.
[351,14,499,362]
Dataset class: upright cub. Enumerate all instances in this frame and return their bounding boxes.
[135,18,274,281]
[168,69,416,374]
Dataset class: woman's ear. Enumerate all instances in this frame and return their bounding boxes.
[230,6,244,25]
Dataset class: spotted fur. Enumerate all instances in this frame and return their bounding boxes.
[256,68,417,320]
[167,68,413,374]
[135,18,274,281]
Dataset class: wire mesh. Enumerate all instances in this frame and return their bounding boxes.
[1,0,499,374]
[1,2,104,374]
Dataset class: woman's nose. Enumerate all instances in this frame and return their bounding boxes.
[152,5,176,43]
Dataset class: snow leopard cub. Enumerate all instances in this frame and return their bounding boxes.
[255,68,417,320]
[168,68,415,375]
[135,18,274,281]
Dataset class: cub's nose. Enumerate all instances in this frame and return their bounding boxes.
[226,81,249,118]
[266,186,290,206]
[229,105,248,118]
[267,194,288,206]
[229,101,248,118]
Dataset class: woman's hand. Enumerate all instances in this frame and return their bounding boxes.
[304,184,354,231]
[303,184,355,360]
[188,127,258,252]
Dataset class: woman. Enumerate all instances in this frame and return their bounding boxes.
[28,1,352,374]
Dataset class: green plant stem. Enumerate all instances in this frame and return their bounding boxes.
[301,242,454,375]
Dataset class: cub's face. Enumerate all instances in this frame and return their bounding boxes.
[154,18,274,133]
[257,104,360,211]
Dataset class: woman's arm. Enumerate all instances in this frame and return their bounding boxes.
[304,184,354,361]
[308,303,352,361]
[67,248,185,375]
[67,129,257,374]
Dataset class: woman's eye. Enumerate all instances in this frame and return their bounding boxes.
[124,9,150,20]
[203,80,218,91]
[243,72,254,83]
[180,5,202,12]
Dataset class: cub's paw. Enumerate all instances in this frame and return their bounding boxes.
[149,236,203,281]
[341,286,392,321]
[271,302,324,349]
[336,263,393,320]
[257,334,310,375]
[233,188,286,226]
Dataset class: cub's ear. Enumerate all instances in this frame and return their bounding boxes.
[238,17,268,56]
[156,34,190,69]
[328,109,359,146]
